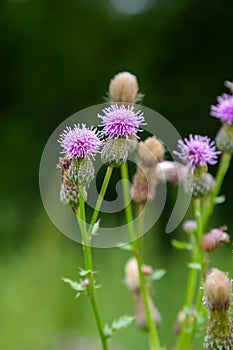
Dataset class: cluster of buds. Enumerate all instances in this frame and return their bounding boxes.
[131,136,165,203]
[124,258,161,331]
[203,268,233,349]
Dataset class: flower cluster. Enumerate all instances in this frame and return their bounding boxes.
[211,93,233,125]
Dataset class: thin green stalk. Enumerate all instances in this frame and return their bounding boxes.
[134,205,161,350]
[88,166,113,236]
[120,162,135,242]
[76,188,109,350]
[202,152,232,230]
[120,162,161,349]
[177,198,203,350]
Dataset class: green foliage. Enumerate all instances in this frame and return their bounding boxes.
[171,239,194,251]
[104,316,135,338]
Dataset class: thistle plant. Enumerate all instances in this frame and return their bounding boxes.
[52,73,233,350]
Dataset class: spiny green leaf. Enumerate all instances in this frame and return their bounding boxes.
[187,263,202,270]
[62,277,86,293]
[171,239,194,251]
[149,269,166,281]
[104,315,135,338]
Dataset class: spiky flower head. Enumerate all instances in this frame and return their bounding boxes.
[98,104,145,139]
[211,94,233,125]
[174,135,220,170]
[58,124,102,159]
[108,71,142,103]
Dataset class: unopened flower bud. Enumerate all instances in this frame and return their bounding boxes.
[203,268,232,311]
[60,172,79,209]
[182,220,197,233]
[203,269,233,349]
[138,136,165,166]
[101,138,128,167]
[124,258,161,331]
[108,71,142,103]
[184,171,216,198]
[202,227,230,252]
[131,167,157,203]
[216,124,233,153]
[68,157,95,186]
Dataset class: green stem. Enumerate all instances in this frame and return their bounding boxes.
[120,162,135,242]
[88,166,113,236]
[176,198,203,350]
[76,189,109,350]
[120,162,161,349]
[134,205,161,350]
[202,152,232,230]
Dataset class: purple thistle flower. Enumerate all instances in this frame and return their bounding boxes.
[98,104,145,139]
[210,93,233,125]
[174,135,220,170]
[58,124,102,159]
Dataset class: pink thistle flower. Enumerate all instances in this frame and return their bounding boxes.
[98,104,145,139]
[58,124,102,159]
[174,135,220,170]
[210,93,233,125]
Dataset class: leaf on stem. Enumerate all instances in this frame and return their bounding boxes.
[171,239,194,251]
[149,269,167,281]
[104,315,135,338]
[62,277,88,298]
[92,220,100,236]
[214,195,226,204]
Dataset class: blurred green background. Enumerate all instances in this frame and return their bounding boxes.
[1,0,233,349]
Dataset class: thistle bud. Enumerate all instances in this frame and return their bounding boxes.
[101,138,128,167]
[131,167,158,203]
[216,124,233,154]
[124,258,161,331]
[138,136,165,167]
[184,171,216,198]
[203,269,233,350]
[202,227,230,252]
[108,71,142,103]
[60,172,79,209]
[68,157,95,186]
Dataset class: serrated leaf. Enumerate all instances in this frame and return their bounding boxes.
[79,268,91,276]
[92,220,100,236]
[149,269,166,281]
[171,239,193,251]
[214,195,226,204]
[187,263,201,270]
[116,243,132,251]
[104,315,135,338]
[62,277,86,293]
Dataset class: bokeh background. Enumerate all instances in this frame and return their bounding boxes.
[1,0,233,349]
